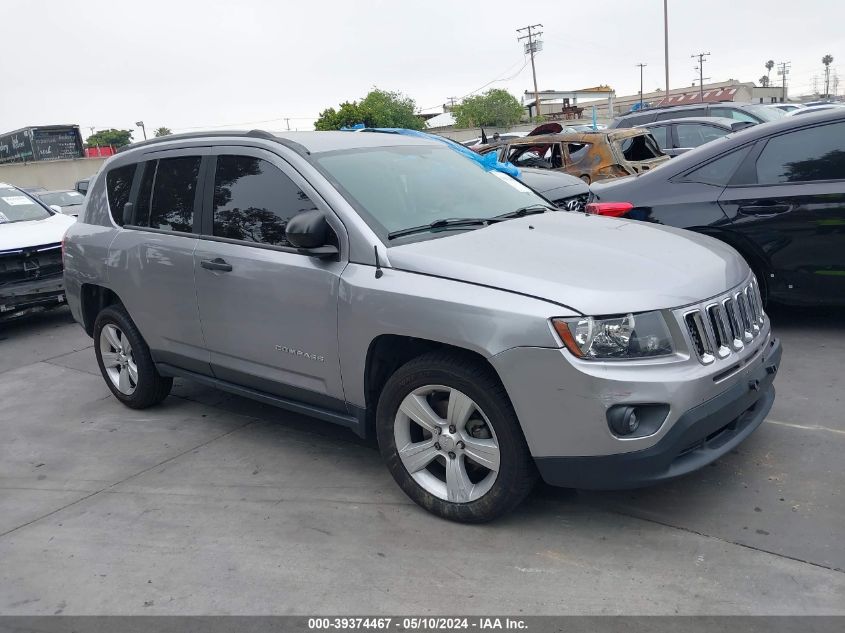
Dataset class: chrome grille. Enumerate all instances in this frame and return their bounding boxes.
[681,278,767,365]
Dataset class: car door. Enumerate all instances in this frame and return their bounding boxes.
[109,150,211,374]
[193,146,348,411]
[717,120,845,303]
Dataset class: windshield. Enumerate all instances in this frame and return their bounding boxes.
[743,104,788,122]
[315,145,548,240]
[0,187,52,224]
[38,191,85,206]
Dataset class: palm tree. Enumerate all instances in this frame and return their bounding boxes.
[822,54,834,97]
[759,76,770,88]
[765,60,775,82]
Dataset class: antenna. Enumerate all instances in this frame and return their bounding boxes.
[374,245,384,279]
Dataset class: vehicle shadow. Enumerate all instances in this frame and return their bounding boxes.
[765,303,844,330]
[0,305,75,339]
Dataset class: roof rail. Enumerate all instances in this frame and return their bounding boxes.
[117,129,310,156]
[617,99,736,116]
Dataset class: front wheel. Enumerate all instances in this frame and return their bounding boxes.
[376,352,536,523]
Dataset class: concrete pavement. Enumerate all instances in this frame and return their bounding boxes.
[0,306,842,615]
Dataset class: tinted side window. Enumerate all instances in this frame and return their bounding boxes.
[647,125,669,149]
[682,146,752,186]
[657,108,704,121]
[620,113,651,127]
[133,160,156,227]
[676,123,728,147]
[711,107,758,123]
[755,123,845,184]
[105,165,135,225]
[146,156,201,232]
[212,155,318,247]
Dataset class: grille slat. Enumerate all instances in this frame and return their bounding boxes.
[0,243,63,286]
[682,278,765,365]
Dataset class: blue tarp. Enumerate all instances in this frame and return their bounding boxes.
[344,126,520,178]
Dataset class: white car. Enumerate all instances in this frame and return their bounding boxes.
[0,182,76,320]
[786,103,844,116]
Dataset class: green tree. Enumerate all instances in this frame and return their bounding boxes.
[314,89,424,130]
[154,127,172,137]
[765,59,774,82]
[85,129,133,148]
[759,75,770,88]
[452,89,525,128]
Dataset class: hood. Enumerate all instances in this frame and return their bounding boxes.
[387,212,748,315]
[0,213,76,251]
[517,167,588,197]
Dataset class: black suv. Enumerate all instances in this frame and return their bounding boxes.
[589,109,845,306]
[610,103,786,129]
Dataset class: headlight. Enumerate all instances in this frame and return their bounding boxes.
[552,311,674,360]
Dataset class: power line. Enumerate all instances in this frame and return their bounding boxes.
[517,23,543,119]
[416,55,530,112]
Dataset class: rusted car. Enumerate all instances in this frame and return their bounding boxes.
[478,128,669,183]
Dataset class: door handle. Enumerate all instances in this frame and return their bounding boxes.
[200,257,233,272]
[737,203,792,216]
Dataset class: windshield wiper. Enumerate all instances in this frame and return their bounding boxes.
[495,204,554,220]
[387,217,499,240]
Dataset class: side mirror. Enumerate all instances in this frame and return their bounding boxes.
[286,209,339,259]
[49,204,63,214]
[122,202,134,225]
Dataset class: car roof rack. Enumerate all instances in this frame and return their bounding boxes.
[117,129,310,156]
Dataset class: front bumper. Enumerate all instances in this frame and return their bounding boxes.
[0,275,65,320]
[535,336,781,489]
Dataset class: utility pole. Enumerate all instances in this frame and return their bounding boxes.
[446,97,458,110]
[691,52,710,103]
[636,63,647,107]
[285,118,290,131]
[517,24,543,119]
[664,0,670,100]
[777,61,791,102]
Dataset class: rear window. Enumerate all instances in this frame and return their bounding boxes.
[618,134,663,161]
[681,146,752,186]
[106,165,136,226]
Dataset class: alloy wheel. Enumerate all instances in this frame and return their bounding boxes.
[393,385,500,503]
[99,323,138,395]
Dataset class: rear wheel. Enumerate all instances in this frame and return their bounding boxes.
[376,352,536,523]
[94,305,172,408]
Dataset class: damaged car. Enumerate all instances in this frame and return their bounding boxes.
[1,183,76,320]
[478,128,669,183]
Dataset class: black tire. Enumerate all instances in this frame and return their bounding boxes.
[376,351,536,523]
[93,305,172,408]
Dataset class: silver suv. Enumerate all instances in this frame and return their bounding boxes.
[63,130,782,522]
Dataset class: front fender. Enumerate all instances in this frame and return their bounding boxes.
[337,264,572,407]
